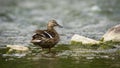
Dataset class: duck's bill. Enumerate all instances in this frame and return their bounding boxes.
[57,24,63,28]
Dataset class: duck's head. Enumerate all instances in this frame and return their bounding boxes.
[47,20,63,29]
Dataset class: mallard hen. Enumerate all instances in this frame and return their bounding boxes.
[31,20,62,52]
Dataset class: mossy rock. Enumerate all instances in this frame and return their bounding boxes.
[0,47,9,54]
[70,41,120,50]
[6,45,29,54]
[70,41,100,49]
[98,41,120,50]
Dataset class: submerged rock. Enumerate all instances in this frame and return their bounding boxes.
[102,24,120,42]
[7,45,29,52]
[71,34,99,44]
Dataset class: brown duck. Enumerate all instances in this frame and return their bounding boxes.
[31,20,62,52]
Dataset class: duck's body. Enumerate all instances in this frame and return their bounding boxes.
[31,20,62,52]
[32,29,60,49]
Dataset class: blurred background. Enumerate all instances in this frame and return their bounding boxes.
[0,0,120,46]
[0,0,120,68]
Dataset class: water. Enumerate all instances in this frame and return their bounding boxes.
[0,0,120,68]
[1,56,120,68]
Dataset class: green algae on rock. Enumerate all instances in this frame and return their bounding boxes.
[70,41,100,49]
[98,41,120,50]
[70,34,100,49]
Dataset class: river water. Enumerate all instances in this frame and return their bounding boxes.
[0,0,120,68]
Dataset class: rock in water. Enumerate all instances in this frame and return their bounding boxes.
[71,34,99,44]
[7,45,29,52]
[102,24,120,42]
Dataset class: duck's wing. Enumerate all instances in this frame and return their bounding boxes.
[43,30,56,38]
[31,30,55,43]
[35,30,55,38]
